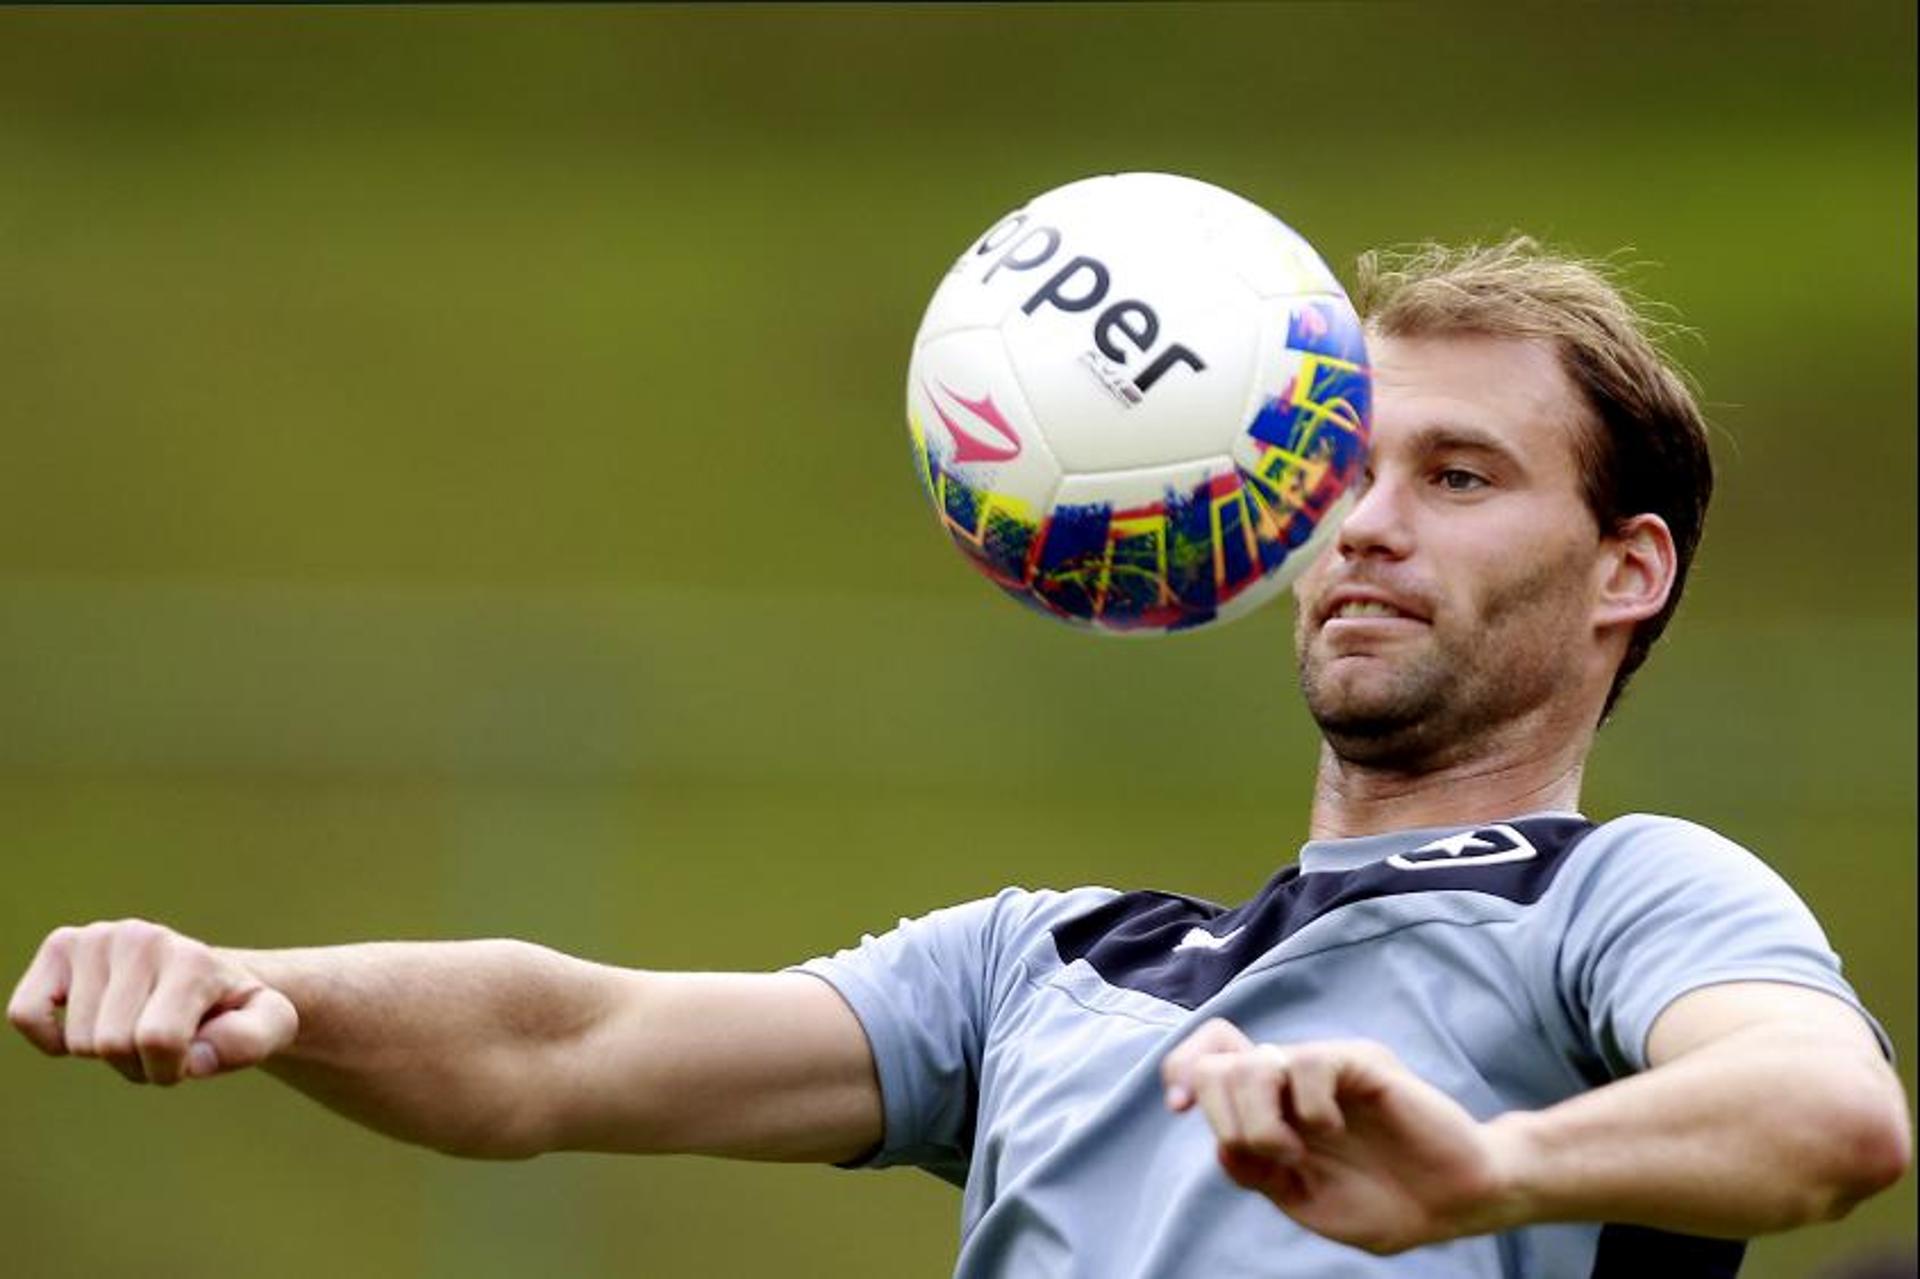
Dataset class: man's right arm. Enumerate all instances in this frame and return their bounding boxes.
[7,919,883,1165]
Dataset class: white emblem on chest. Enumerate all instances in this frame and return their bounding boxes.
[1173,924,1246,952]
[1386,823,1539,870]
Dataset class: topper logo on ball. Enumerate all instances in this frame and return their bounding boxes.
[968,211,1207,402]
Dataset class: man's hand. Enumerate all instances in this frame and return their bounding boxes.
[1160,1018,1519,1255]
[8,919,298,1085]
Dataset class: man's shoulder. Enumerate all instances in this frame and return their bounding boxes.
[925,884,1125,957]
[1582,812,1763,865]
[1549,812,1808,918]
[1590,811,1730,840]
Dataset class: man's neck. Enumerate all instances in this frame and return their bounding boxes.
[1306,727,1591,840]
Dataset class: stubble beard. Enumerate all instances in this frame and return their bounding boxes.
[1298,629,1479,770]
[1295,556,1585,773]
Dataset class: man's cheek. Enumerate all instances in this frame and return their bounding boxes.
[1291,584,1328,662]
[1294,556,1336,620]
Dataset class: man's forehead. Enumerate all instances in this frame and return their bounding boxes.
[1368,333,1590,447]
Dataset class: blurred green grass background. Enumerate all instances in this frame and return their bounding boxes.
[0,6,1911,1276]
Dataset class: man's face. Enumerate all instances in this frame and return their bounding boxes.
[1293,333,1608,768]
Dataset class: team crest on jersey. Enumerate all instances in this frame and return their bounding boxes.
[1387,823,1538,871]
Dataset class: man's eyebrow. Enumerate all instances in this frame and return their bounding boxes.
[1401,423,1527,468]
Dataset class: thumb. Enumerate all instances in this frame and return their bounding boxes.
[188,986,299,1077]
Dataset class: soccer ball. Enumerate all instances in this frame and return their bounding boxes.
[905,172,1371,634]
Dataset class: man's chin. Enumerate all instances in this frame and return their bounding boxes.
[1300,671,1447,765]
[1312,711,1446,768]
[1301,658,1430,729]
[1311,703,1420,739]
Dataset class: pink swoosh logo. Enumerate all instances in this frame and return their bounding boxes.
[925,380,1022,463]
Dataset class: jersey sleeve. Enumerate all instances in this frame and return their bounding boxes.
[788,886,1097,1183]
[1550,814,1891,1077]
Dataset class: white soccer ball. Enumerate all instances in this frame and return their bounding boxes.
[905,172,1370,634]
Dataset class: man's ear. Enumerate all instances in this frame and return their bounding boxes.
[1594,513,1677,631]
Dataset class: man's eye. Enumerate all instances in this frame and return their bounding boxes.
[1437,468,1487,492]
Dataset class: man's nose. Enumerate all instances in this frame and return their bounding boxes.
[1335,471,1414,560]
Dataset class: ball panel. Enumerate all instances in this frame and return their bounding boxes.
[1206,214,1344,300]
[1071,173,1343,300]
[1231,298,1371,488]
[914,248,1023,347]
[912,177,1142,347]
[1044,431,1356,634]
[1227,297,1370,595]
[907,328,1063,602]
[1047,458,1247,632]
[909,327,1063,490]
[1001,290,1261,474]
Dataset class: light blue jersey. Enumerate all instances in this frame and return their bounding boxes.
[794,813,1888,1278]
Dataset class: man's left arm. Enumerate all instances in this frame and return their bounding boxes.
[1161,982,1911,1255]
[1490,981,1909,1233]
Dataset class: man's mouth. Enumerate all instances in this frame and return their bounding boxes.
[1329,599,1416,621]
[1318,589,1430,628]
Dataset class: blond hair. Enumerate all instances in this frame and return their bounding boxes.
[1354,237,1713,721]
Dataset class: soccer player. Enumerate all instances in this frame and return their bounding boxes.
[9,240,1910,1275]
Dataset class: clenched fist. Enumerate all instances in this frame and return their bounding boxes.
[8,919,297,1085]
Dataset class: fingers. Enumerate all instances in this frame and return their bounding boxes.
[1219,1143,1309,1202]
[1231,1045,1306,1162]
[137,962,220,1085]
[55,924,114,1057]
[1167,1033,1384,1187]
[1283,1044,1347,1138]
[1161,1017,1254,1111]
[92,925,166,1081]
[1188,1044,1304,1178]
[1163,1020,1314,1173]
[7,926,76,1055]
[1191,1051,1248,1147]
[7,919,277,1087]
